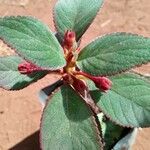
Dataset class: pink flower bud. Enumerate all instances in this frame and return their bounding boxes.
[18,62,40,74]
[63,30,76,49]
[92,76,112,92]
[74,71,112,92]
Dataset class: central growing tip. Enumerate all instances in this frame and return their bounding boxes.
[62,30,112,92]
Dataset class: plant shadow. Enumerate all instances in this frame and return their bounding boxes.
[9,130,40,150]
[11,71,47,90]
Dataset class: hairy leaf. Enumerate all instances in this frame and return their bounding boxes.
[40,85,102,150]
[77,33,150,76]
[54,0,103,41]
[98,113,124,150]
[0,16,66,69]
[91,73,150,127]
[0,56,47,90]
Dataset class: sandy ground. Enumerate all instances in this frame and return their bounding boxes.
[0,0,150,149]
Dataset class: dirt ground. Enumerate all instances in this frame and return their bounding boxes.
[0,0,150,149]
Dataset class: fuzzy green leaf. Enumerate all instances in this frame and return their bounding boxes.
[90,73,150,127]
[0,16,66,69]
[54,0,103,41]
[98,113,124,150]
[0,56,47,90]
[77,33,150,76]
[40,85,102,150]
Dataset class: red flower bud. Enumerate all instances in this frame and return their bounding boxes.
[92,76,112,92]
[74,71,112,92]
[63,30,76,49]
[18,62,40,74]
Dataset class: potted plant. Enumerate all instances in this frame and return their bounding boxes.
[0,0,150,149]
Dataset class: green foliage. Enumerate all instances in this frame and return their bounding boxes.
[54,0,103,41]
[77,33,150,76]
[98,113,124,150]
[41,85,102,150]
[0,0,150,149]
[0,56,47,90]
[91,73,150,127]
[0,16,66,69]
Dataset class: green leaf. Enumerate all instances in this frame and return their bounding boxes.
[40,85,102,150]
[98,113,124,150]
[54,0,103,41]
[0,16,66,70]
[98,113,137,150]
[77,33,150,76]
[0,56,47,90]
[91,73,150,127]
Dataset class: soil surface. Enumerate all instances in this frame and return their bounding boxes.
[0,0,150,149]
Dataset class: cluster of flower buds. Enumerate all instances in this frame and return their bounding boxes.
[75,71,112,92]
[63,30,79,70]
[62,30,112,92]
[18,62,41,74]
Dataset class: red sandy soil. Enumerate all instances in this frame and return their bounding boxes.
[0,0,150,149]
